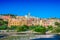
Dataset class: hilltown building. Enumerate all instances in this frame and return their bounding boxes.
[40,18,60,27]
[0,15,11,21]
[0,13,60,27]
[8,18,22,27]
[8,13,41,27]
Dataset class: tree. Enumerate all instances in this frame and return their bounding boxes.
[0,25,8,30]
[10,26,17,30]
[47,25,53,31]
[51,22,60,33]
[55,22,60,27]
[29,25,36,30]
[16,25,28,32]
[0,19,8,26]
[16,26,22,32]
[34,25,46,34]
[52,27,60,33]
[0,14,17,18]
[0,19,4,26]
[21,25,28,31]
[3,21,8,24]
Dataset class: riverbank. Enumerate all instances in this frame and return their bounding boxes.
[0,31,60,40]
[0,34,60,40]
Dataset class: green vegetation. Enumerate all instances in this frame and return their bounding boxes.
[29,25,36,30]
[0,19,8,26]
[51,22,60,33]
[0,14,17,18]
[16,25,29,32]
[8,25,46,34]
[34,26,46,34]
[52,27,60,33]
[0,14,16,16]
[0,19,8,30]
[10,26,17,30]
[47,25,53,31]
[0,25,8,30]
[55,22,60,26]
[21,25,28,31]
[0,18,60,34]
[8,25,29,32]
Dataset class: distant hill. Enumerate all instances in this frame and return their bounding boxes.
[0,14,17,16]
[0,14,17,18]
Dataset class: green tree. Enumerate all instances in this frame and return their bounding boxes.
[55,22,60,27]
[0,19,8,26]
[0,25,8,30]
[0,19,4,26]
[34,25,46,34]
[10,26,17,30]
[52,27,60,33]
[47,25,53,31]
[16,26,23,32]
[51,22,60,33]
[16,25,28,32]
[29,25,36,30]
[21,25,28,31]
[3,21,8,24]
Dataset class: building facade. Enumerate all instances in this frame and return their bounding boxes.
[8,18,22,27]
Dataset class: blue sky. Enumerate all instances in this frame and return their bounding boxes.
[0,0,60,18]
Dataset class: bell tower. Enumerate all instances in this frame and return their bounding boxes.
[27,12,30,17]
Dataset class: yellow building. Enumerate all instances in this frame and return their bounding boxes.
[16,16,28,26]
[39,19,58,27]
[8,18,22,27]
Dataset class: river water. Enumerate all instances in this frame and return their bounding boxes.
[0,34,60,40]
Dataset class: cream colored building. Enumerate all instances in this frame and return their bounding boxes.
[8,18,22,27]
[39,19,58,27]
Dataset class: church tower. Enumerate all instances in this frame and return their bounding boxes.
[25,12,31,19]
[27,12,30,18]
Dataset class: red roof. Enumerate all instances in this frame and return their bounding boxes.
[2,16,11,19]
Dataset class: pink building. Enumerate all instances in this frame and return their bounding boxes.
[40,19,57,27]
[1,15,11,21]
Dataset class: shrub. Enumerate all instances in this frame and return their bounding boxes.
[34,26,46,34]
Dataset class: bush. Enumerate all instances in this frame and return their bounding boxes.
[10,26,17,30]
[16,25,28,32]
[29,25,36,30]
[51,22,60,33]
[47,25,53,31]
[55,22,60,27]
[16,27,22,32]
[0,25,8,30]
[21,25,28,31]
[52,27,60,33]
[34,26,46,34]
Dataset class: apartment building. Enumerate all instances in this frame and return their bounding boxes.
[8,18,22,27]
[39,19,60,27]
[1,15,11,21]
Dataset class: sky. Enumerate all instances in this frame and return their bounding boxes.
[0,0,60,18]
